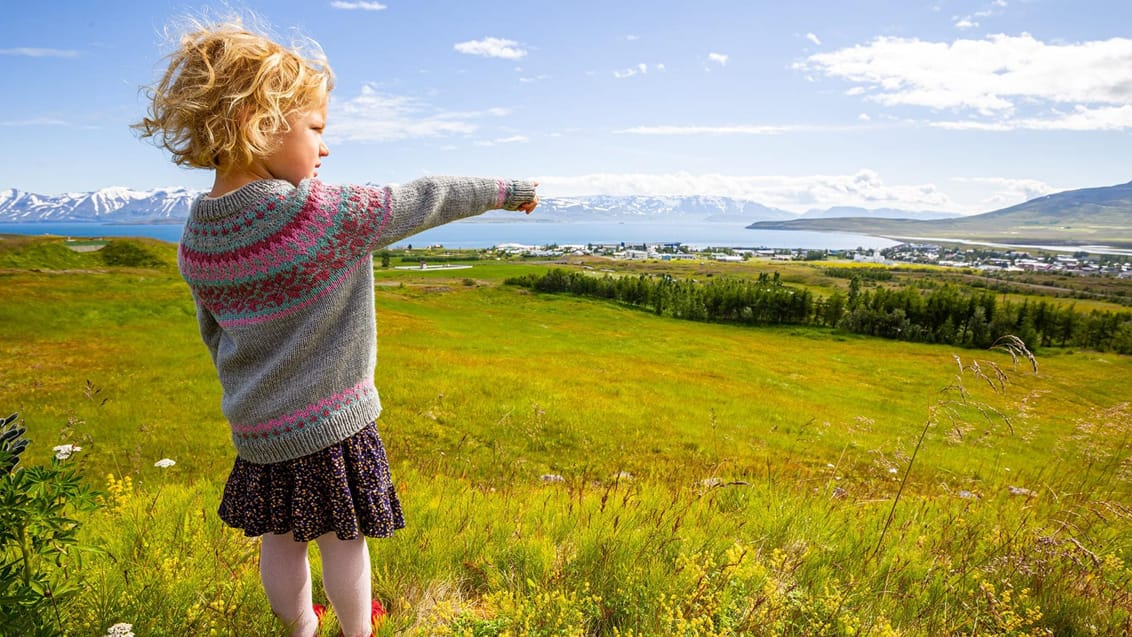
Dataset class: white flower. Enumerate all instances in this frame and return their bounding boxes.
[888,467,898,474]
[154,458,176,468]
[53,444,82,460]
[106,623,135,637]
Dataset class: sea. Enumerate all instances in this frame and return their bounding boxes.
[0,219,900,251]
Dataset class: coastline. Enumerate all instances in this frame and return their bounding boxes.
[5,220,1132,255]
[879,234,1132,256]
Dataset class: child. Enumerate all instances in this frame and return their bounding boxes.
[133,18,538,637]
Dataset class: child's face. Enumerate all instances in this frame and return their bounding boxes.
[263,103,329,187]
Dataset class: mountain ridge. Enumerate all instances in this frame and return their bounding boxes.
[5,181,1131,248]
[747,180,1132,248]
[0,185,955,225]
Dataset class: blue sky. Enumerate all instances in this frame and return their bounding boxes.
[3,0,1132,214]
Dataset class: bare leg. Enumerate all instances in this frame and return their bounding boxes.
[260,532,319,637]
[315,533,373,637]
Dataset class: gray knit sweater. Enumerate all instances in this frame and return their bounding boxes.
[178,176,537,464]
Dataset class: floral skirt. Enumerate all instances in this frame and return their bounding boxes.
[218,423,405,542]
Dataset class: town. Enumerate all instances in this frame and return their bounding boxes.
[483,241,1132,278]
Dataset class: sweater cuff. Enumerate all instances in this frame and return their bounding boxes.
[501,180,538,211]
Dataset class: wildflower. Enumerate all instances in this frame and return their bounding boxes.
[540,473,565,483]
[106,623,135,637]
[53,444,82,460]
[888,467,898,474]
[154,458,176,468]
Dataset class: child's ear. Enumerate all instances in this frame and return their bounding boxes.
[233,102,255,129]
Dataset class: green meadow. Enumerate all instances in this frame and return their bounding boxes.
[1,235,1130,636]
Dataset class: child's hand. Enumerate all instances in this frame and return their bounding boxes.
[517,198,539,215]
[517,181,539,215]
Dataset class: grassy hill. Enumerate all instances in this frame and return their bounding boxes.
[749,180,1132,248]
[0,238,1129,635]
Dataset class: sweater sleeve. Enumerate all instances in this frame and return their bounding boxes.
[331,176,537,250]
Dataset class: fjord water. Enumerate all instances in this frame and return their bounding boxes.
[0,220,900,250]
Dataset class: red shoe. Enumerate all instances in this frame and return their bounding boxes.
[313,600,385,635]
[371,599,387,625]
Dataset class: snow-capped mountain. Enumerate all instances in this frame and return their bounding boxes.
[0,186,199,222]
[481,194,800,223]
[0,185,958,224]
[0,187,804,224]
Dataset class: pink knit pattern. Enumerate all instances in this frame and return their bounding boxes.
[231,380,378,440]
[180,182,391,327]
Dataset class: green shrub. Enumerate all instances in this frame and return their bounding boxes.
[100,241,164,268]
[0,412,102,636]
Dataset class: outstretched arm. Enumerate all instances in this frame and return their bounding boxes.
[340,176,538,250]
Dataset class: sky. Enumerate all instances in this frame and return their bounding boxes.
[3,0,1132,214]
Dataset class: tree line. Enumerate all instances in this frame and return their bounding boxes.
[505,269,1132,354]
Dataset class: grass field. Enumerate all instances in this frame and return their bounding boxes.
[1,236,1129,636]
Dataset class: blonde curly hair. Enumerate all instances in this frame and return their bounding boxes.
[133,18,333,171]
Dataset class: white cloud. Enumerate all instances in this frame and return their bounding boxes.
[329,1,387,10]
[806,33,822,46]
[932,104,1132,131]
[616,124,791,135]
[534,170,965,213]
[326,84,508,142]
[626,35,640,41]
[1,117,69,126]
[531,170,1071,214]
[953,176,1057,209]
[708,52,729,66]
[797,33,1132,129]
[975,2,1007,17]
[614,63,658,79]
[454,37,527,60]
[614,121,881,135]
[0,47,78,58]
[475,135,530,146]
[858,113,872,121]
[953,0,1007,28]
